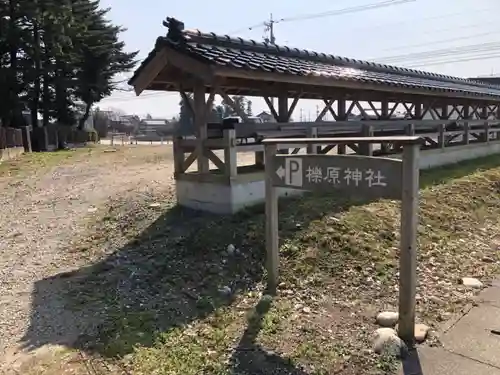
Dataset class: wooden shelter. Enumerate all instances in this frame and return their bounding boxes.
[128,17,500,213]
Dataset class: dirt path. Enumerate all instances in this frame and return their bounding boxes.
[0,146,177,370]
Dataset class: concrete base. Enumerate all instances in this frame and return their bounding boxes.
[176,177,303,214]
[176,141,500,214]
[391,141,500,169]
[0,147,24,162]
[419,142,500,169]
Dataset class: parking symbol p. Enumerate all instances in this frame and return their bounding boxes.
[285,158,303,187]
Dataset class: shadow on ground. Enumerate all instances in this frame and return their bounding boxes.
[229,296,308,375]
[20,154,500,373]
[20,192,365,373]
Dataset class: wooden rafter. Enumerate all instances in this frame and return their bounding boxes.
[263,96,279,121]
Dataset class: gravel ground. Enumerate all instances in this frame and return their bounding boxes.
[0,146,179,370]
[4,145,500,375]
[0,145,258,373]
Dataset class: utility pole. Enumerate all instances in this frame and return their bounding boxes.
[263,13,276,45]
[264,14,277,110]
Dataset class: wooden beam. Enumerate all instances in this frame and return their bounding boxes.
[213,66,500,101]
[182,150,198,172]
[204,89,216,120]
[205,149,225,171]
[194,84,209,173]
[263,96,279,121]
[324,99,338,120]
[180,89,194,117]
[287,94,301,120]
[219,90,248,120]
[133,49,168,95]
[316,99,333,121]
[160,46,214,82]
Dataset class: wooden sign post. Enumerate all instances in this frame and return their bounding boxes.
[263,136,422,346]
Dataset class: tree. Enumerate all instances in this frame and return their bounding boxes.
[73,1,138,129]
[0,0,138,133]
[220,95,252,118]
[178,93,193,135]
[246,100,253,116]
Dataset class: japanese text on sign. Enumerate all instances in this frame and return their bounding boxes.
[305,166,387,187]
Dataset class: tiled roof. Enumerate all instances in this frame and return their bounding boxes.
[129,17,500,99]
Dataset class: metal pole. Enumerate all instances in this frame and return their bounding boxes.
[265,143,279,294]
[398,143,420,347]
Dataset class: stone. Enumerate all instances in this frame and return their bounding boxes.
[372,328,406,357]
[376,311,399,327]
[415,323,430,343]
[218,286,232,296]
[226,244,235,255]
[482,256,495,263]
[429,295,445,305]
[87,207,97,213]
[302,306,311,314]
[148,202,161,209]
[461,277,483,289]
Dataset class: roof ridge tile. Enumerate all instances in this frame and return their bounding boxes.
[128,17,500,96]
[179,28,497,89]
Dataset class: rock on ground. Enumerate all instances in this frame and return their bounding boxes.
[376,311,399,327]
[372,328,407,357]
[415,323,430,343]
[461,277,483,289]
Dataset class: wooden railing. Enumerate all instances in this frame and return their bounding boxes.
[172,119,500,180]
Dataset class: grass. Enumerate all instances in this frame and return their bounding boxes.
[21,153,500,374]
[0,144,173,179]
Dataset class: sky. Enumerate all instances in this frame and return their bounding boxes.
[97,0,500,120]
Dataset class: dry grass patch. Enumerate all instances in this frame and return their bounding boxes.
[36,155,500,374]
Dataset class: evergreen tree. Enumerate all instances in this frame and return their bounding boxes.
[0,0,138,129]
[178,93,193,134]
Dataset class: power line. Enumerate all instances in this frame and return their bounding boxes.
[349,5,498,33]
[371,41,500,64]
[377,26,500,53]
[404,53,500,69]
[228,0,416,44]
[102,92,177,102]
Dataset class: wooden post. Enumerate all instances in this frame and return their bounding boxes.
[21,126,32,152]
[360,124,373,155]
[406,123,415,136]
[482,107,489,143]
[223,129,237,178]
[414,101,423,120]
[398,143,420,347]
[380,100,390,153]
[194,84,209,173]
[337,99,347,154]
[255,151,264,167]
[306,126,318,154]
[463,106,470,145]
[173,136,184,175]
[265,143,279,294]
[438,123,445,149]
[277,95,289,155]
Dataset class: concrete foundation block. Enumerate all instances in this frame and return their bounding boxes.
[176,177,302,214]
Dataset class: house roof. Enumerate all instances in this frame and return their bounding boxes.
[129,17,500,102]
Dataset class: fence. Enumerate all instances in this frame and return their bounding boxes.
[0,127,25,161]
[44,125,98,150]
[105,133,173,146]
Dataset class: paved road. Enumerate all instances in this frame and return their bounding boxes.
[399,280,500,375]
